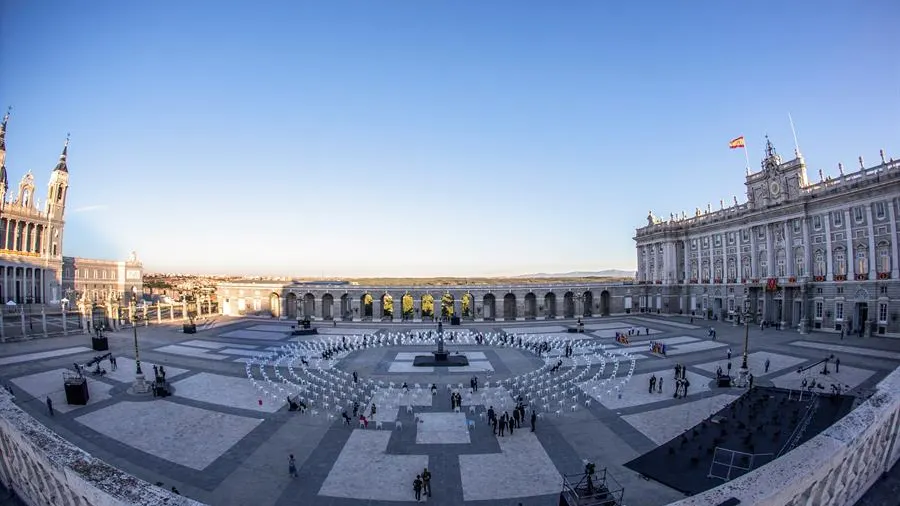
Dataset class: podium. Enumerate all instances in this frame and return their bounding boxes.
[91,336,109,351]
[64,376,89,405]
[182,323,197,334]
[450,316,461,326]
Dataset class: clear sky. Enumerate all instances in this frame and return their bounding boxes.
[1,1,897,277]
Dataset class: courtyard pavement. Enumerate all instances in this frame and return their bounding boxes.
[1,315,898,506]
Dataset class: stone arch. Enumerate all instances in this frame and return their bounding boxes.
[419,293,434,320]
[285,292,298,319]
[361,293,373,319]
[583,291,594,316]
[303,293,315,318]
[269,292,281,318]
[340,294,352,320]
[524,292,537,319]
[381,293,394,320]
[563,292,575,318]
[600,290,611,316]
[322,294,334,320]
[441,292,454,319]
[503,293,517,320]
[461,292,473,318]
[483,293,496,320]
[854,288,870,302]
[401,293,414,321]
[543,292,557,318]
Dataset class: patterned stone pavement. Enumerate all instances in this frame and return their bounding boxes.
[1,315,898,506]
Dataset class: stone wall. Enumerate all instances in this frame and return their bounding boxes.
[0,390,201,506]
[668,364,900,506]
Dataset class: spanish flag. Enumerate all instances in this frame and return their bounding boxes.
[729,136,746,149]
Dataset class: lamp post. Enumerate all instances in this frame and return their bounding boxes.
[738,310,753,386]
[131,286,150,394]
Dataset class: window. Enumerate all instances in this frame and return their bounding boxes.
[728,299,735,312]
[835,302,844,320]
[856,245,868,275]
[815,301,823,319]
[759,257,768,278]
[834,247,846,276]
[714,260,723,280]
[854,206,864,223]
[727,259,736,280]
[714,235,721,247]
[833,212,843,227]
[878,303,888,323]
[741,229,749,242]
[814,250,826,277]
[795,248,805,276]
[813,215,822,230]
[757,227,765,239]
[743,299,751,312]
[882,286,888,294]
[776,249,786,277]
[837,287,844,294]
[690,261,698,280]
[741,258,751,279]
[876,202,886,219]
[877,242,891,274]
[728,233,735,245]
[793,219,801,233]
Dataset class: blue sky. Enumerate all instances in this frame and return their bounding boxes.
[1,1,897,276]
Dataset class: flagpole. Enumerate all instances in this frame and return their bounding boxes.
[743,137,751,174]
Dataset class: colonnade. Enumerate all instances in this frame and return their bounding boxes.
[0,265,45,304]
[0,218,45,256]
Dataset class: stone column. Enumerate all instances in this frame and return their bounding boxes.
[841,211,853,278]
[866,205,877,279]
[453,299,462,319]
[413,300,421,322]
[143,305,149,326]
[61,307,67,335]
[19,310,26,339]
[157,305,162,324]
[721,234,727,282]
[312,298,322,321]
[766,225,775,278]
[182,300,188,321]
[799,285,809,334]
[372,298,382,321]
[889,202,900,279]
[575,298,584,317]
[475,300,483,322]
[169,304,175,321]
[824,217,834,280]
[516,300,525,321]
[802,218,812,277]
[750,228,758,279]
[784,222,793,278]
[41,308,47,337]
[351,298,361,322]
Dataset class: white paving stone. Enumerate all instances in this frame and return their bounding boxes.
[788,341,900,361]
[622,394,741,445]
[501,325,568,334]
[662,340,728,356]
[75,401,262,470]
[459,431,562,501]
[584,322,635,330]
[172,372,282,413]
[219,348,269,357]
[0,347,92,366]
[154,344,229,360]
[415,412,470,444]
[630,316,700,329]
[179,340,229,350]
[102,358,188,384]
[245,324,294,332]
[770,364,876,391]
[315,327,378,335]
[318,430,428,501]
[11,369,113,413]
[393,351,487,361]
[593,328,663,338]
[618,335,697,348]
[219,329,289,341]
[694,351,808,378]
[582,369,711,410]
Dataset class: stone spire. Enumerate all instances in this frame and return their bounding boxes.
[0,107,9,168]
[53,133,69,173]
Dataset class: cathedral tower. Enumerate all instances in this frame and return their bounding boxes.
[46,135,70,221]
[0,109,9,208]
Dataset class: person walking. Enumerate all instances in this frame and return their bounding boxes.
[531,410,537,432]
[727,348,732,360]
[413,475,423,502]
[422,467,432,498]
[46,397,54,416]
[649,374,657,393]
[288,454,298,478]
[835,357,840,373]
[657,376,664,393]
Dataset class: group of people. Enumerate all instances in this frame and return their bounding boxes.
[672,363,690,398]
[487,399,535,436]
[412,467,432,501]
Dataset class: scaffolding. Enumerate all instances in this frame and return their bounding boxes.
[708,447,774,482]
[560,467,624,506]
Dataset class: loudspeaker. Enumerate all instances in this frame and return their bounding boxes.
[182,323,197,334]
[91,337,109,351]
[64,378,89,405]
[717,377,732,388]
[450,316,461,326]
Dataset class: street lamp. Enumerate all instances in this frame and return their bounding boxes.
[131,286,150,394]
[738,310,753,386]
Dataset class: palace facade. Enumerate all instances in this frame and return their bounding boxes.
[0,111,142,306]
[634,139,900,337]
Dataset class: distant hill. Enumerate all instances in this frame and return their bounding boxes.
[516,270,635,279]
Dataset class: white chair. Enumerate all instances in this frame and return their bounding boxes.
[469,405,476,414]
[454,406,460,413]
[375,420,383,430]
[406,405,414,414]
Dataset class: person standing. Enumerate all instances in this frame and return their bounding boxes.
[657,376,663,393]
[288,454,298,478]
[46,397,54,416]
[649,374,657,393]
[727,348,732,360]
[764,358,770,373]
[413,475,423,502]
[531,410,537,432]
[353,371,358,383]
[422,468,432,498]
[835,357,840,373]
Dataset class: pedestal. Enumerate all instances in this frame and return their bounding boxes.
[132,373,151,394]
[799,319,809,335]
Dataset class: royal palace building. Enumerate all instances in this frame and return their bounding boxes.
[0,110,141,307]
[634,138,900,337]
